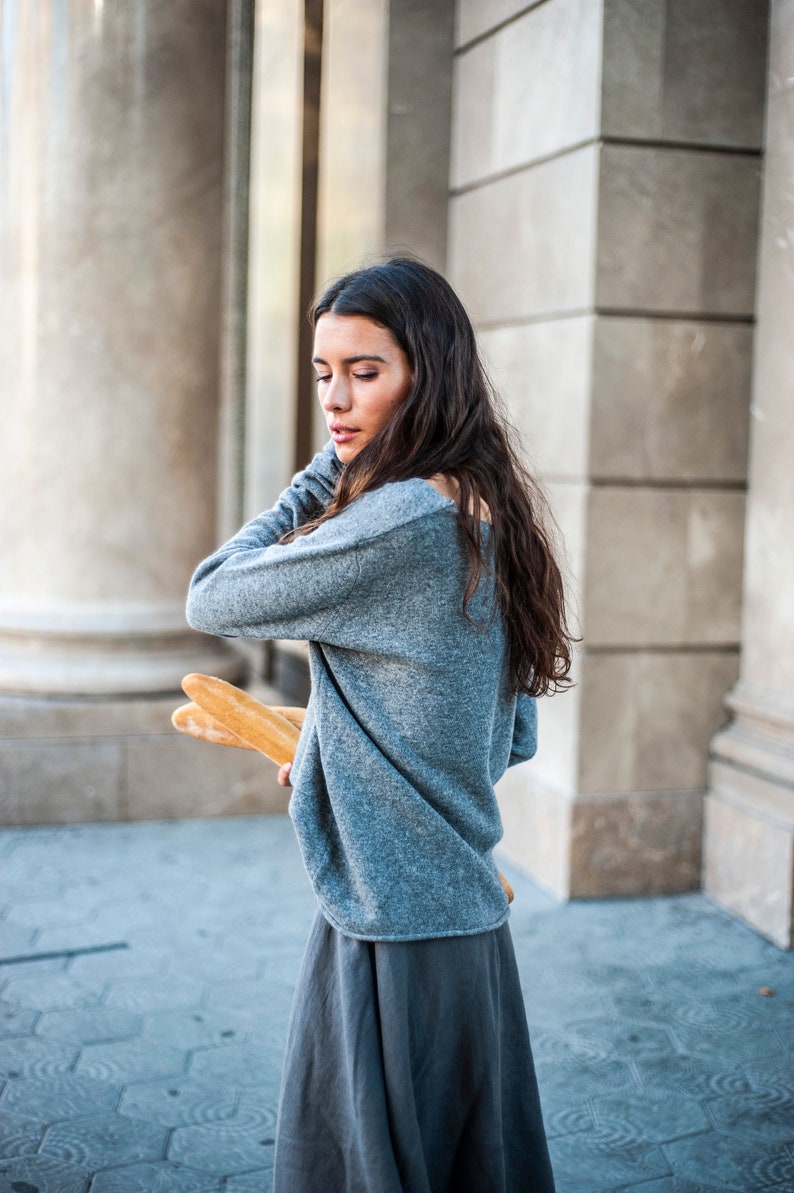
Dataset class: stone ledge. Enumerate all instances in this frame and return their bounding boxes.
[496,767,703,899]
[0,683,293,826]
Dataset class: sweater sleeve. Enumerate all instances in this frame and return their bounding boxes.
[240,440,343,542]
[186,446,359,642]
[508,691,538,766]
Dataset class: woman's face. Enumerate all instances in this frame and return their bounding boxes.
[313,313,413,463]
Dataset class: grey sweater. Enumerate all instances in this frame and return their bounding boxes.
[187,443,537,941]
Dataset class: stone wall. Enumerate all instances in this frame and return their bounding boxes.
[449,0,768,897]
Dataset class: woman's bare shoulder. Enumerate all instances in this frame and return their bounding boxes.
[424,474,492,524]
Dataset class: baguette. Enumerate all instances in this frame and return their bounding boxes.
[181,673,301,766]
[171,701,256,750]
[273,707,306,731]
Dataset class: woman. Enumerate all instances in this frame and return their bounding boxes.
[187,257,574,1192]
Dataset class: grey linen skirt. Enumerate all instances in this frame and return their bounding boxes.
[273,907,556,1193]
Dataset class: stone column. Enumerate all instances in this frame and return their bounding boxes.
[0,1,279,823]
[449,0,767,898]
[0,0,239,694]
[704,0,794,949]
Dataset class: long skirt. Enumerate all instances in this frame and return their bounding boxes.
[273,907,556,1193]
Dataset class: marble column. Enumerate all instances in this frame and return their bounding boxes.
[704,0,794,949]
[0,1,281,824]
[0,0,239,694]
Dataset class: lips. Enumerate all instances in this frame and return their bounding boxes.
[330,423,359,443]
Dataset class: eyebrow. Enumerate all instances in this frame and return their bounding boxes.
[312,354,388,365]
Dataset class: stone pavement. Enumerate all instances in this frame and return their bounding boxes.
[0,815,792,1193]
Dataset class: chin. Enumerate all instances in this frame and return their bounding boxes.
[335,443,361,464]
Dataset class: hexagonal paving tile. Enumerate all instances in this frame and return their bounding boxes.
[612,1180,728,1193]
[0,1110,45,1158]
[119,1076,238,1127]
[0,1073,120,1120]
[0,922,37,957]
[224,1170,274,1192]
[0,1034,78,1079]
[142,1007,249,1051]
[188,1042,280,1089]
[4,898,94,928]
[567,1019,681,1063]
[2,973,106,1012]
[40,1112,169,1169]
[75,1039,187,1084]
[0,1002,37,1039]
[546,1132,671,1188]
[534,1059,637,1123]
[89,1160,223,1192]
[540,1100,594,1141]
[205,976,293,1016]
[706,1090,794,1144]
[67,946,170,983]
[232,1087,281,1131]
[0,1154,91,1193]
[593,1090,710,1145]
[104,977,205,1013]
[664,1128,794,1190]
[35,1007,142,1045]
[673,1020,782,1066]
[742,1059,794,1102]
[630,1054,754,1100]
[169,1120,276,1176]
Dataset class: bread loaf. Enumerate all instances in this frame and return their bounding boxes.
[180,673,301,766]
[171,701,255,750]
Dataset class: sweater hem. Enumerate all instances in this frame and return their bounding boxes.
[314,899,511,943]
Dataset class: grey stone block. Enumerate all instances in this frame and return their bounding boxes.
[590,318,752,483]
[449,145,598,324]
[452,0,600,187]
[602,0,768,147]
[596,145,761,315]
[0,740,124,825]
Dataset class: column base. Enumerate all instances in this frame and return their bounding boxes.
[0,632,246,697]
[496,767,703,899]
[0,684,290,826]
[704,683,794,949]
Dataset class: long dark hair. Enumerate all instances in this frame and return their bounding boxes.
[293,256,576,697]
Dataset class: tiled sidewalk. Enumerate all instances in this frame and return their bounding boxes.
[0,816,792,1193]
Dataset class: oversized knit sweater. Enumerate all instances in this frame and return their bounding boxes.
[186,443,538,941]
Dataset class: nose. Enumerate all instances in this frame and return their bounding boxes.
[319,374,352,412]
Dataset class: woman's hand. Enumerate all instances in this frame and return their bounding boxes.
[277,762,293,788]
